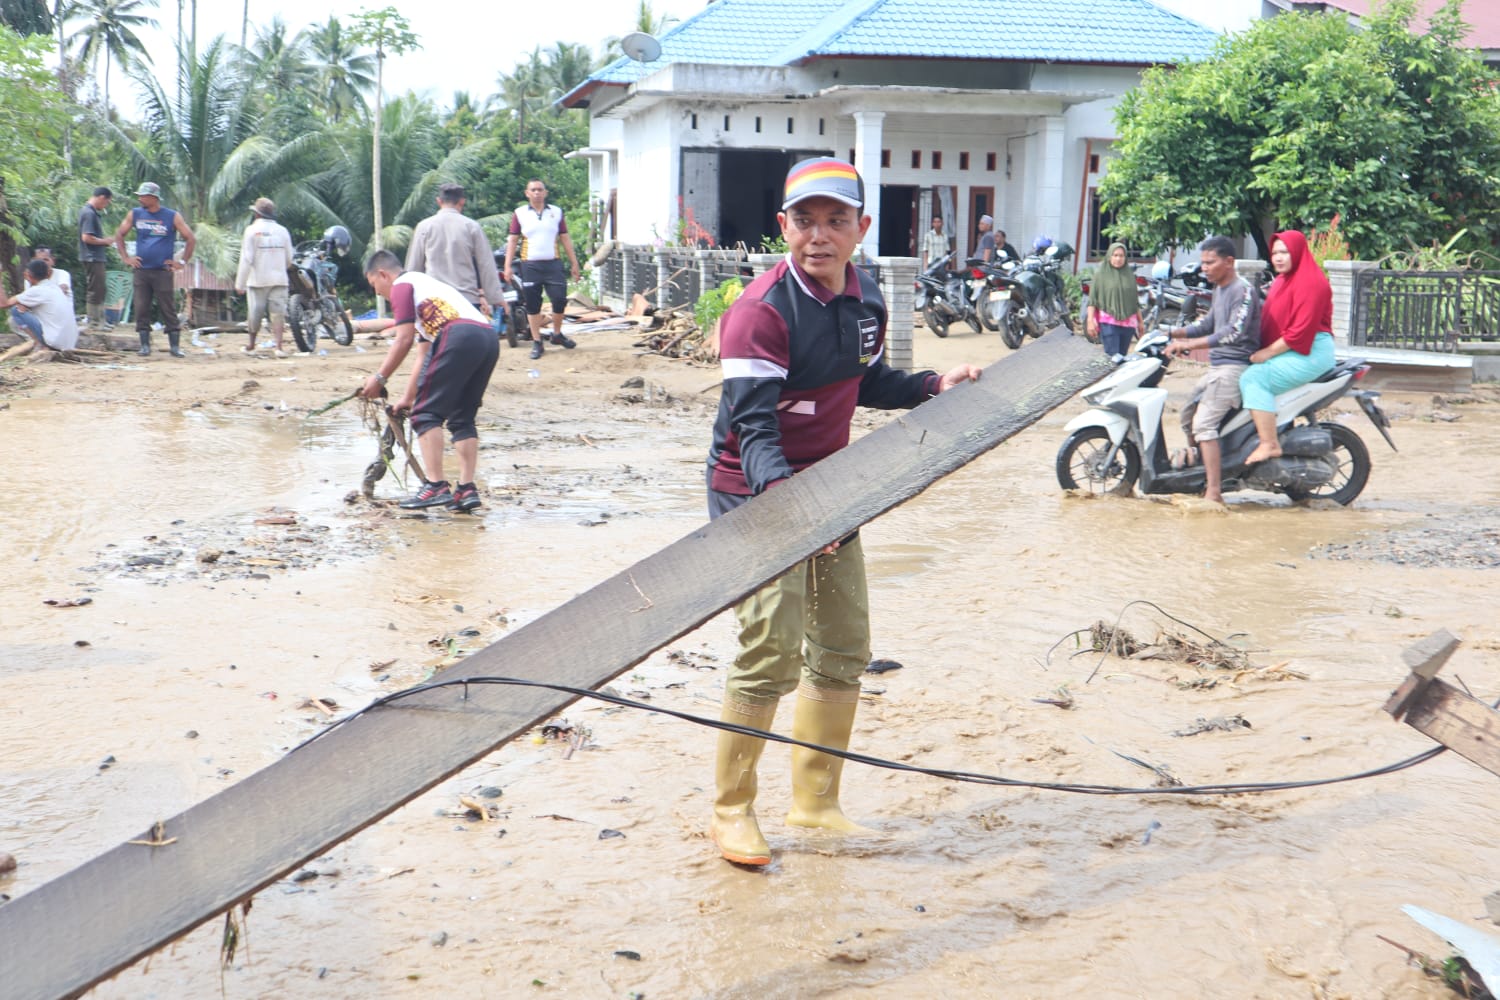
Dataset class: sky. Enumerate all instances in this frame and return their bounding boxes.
[107,0,705,116]
[102,0,1255,119]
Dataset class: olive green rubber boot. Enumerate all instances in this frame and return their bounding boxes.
[711,697,777,866]
[786,683,871,832]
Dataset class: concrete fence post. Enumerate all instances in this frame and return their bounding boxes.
[1324,259,1378,347]
[878,256,918,371]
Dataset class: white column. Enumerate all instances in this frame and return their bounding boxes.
[853,110,885,262]
[1019,116,1066,248]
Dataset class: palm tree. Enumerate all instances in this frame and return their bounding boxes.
[496,47,547,142]
[242,16,313,95]
[304,17,375,123]
[69,0,156,111]
[544,41,595,99]
[113,34,337,274]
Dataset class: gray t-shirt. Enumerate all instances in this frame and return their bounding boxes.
[1184,276,1258,366]
[79,203,108,263]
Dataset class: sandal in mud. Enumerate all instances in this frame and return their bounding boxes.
[1170,446,1200,470]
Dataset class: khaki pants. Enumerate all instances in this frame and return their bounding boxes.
[727,535,871,706]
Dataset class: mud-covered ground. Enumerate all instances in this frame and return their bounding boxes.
[3,322,1500,999]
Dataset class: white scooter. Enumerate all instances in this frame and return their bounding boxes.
[1056,330,1397,505]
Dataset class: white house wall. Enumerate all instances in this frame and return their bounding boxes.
[587,64,1151,262]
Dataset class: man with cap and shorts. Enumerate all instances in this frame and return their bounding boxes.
[357,249,499,513]
[114,181,196,357]
[502,179,581,361]
[235,197,294,356]
[703,156,983,867]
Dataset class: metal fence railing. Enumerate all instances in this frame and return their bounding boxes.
[1351,269,1500,351]
[593,245,884,314]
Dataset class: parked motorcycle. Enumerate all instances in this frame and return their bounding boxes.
[915,251,984,338]
[492,250,528,348]
[1140,260,1215,330]
[985,239,1076,349]
[1055,329,1397,505]
[287,225,355,353]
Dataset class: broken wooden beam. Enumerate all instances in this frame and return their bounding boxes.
[1384,629,1500,780]
[0,330,1112,1000]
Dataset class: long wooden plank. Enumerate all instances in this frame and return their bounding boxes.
[0,330,1111,1000]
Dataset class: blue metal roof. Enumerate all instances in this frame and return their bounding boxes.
[580,0,1216,92]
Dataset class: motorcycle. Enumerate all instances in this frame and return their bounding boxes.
[984,240,1076,349]
[915,251,984,338]
[1055,329,1397,505]
[1140,260,1215,330]
[492,250,528,348]
[287,224,355,353]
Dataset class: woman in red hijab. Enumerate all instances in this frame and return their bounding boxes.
[1239,229,1335,464]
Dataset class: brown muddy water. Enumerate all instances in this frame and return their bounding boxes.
[2,335,1499,999]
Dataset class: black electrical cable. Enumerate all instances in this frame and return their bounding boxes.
[290,674,1450,798]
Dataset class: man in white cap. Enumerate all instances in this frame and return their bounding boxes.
[975,214,997,263]
[113,181,195,357]
[703,156,982,867]
[235,197,294,356]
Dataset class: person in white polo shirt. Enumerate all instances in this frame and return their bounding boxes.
[502,179,581,361]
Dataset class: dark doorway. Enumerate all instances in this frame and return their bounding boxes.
[691,147,833,251]
[877,185,917,257]
[967,185,994,260]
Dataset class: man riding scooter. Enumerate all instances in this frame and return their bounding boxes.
[1163,236,1259,504]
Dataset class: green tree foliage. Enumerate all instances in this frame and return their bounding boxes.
[1098,0,1500,261]
[0,0,52,35]
[0,24,68,285]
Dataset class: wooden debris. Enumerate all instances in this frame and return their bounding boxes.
[1089,621,1251,671]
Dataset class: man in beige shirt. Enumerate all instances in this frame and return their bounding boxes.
[406,182,505,319]
[234,197,294,355]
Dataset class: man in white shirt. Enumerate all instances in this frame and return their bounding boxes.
[503,179,582,360]
[920,217,949,271]
[234,197,294,356]
[1,259,79,351]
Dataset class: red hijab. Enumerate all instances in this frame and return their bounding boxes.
[1259,229,1332,354]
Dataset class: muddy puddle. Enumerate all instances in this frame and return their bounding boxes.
[3,339,1500,999]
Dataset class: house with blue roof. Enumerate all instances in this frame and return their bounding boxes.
[561,0,1218,268]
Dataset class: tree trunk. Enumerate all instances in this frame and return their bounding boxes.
[372,49,385,317]
[240,0,247,49]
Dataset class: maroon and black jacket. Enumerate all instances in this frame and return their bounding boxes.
[708,256,941,496]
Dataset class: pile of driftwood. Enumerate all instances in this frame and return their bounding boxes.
[633,300,717,363]
[0,339,118,365]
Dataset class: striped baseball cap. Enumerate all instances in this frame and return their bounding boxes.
[782,157,864,211]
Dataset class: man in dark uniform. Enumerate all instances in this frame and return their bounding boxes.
[77,186,113,330]
[704,157,982,866]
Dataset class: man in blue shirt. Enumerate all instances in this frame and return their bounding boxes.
[113,182,196,357]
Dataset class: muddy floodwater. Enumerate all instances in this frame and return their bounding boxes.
[2,328,1499,999]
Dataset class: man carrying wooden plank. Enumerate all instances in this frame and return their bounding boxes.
[705,157,983,866]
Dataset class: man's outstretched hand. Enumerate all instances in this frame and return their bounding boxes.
[938,365,983,393]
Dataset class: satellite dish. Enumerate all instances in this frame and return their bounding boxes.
[620,31,662,63]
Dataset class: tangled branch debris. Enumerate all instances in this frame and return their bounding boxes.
[1087,620,1252,672]
[633,305,719,363]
